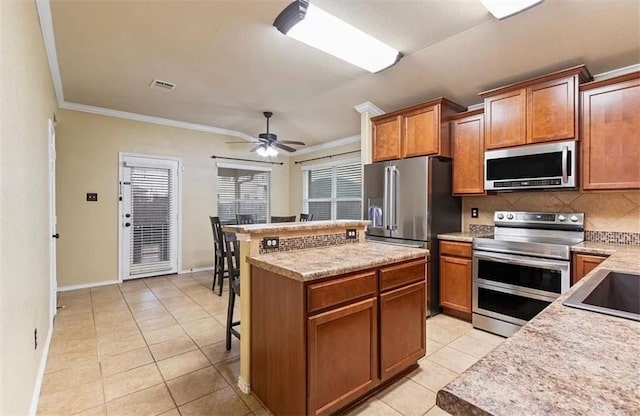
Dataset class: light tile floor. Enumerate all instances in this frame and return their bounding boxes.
[38,272,504,416]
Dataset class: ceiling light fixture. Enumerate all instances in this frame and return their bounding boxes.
[480,0,544,20]
[256,145,278,158]
[273,0,402,73]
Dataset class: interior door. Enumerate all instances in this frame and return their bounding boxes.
[120,155,180,280]
[48,119,57,318]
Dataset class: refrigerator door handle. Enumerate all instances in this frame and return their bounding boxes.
[389,165,397,231]
[383,166,390,230]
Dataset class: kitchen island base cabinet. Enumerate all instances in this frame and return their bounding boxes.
[250,258,426,416]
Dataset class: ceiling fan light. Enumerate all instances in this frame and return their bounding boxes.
[256,146,269,157]
[274,0,402,73]
[480,0,544,20]
[266,146,278,157]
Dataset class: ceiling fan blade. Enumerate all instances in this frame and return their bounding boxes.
[249,144,263,152]
[279,140,306,146]
[272,142,296,152]
[225,140,258,144]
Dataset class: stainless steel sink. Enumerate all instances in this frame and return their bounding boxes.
[563,269,640,321]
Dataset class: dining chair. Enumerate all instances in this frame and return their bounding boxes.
[271,215,296,223]
[299,213,314,222]
[209,216,229,295]
[236,214,256,224]
[225,237,241,350]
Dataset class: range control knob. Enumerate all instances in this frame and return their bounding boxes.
[507,213,514,220]
[558,215,567,222]
[570,215,579,222]
[497,213,504,220]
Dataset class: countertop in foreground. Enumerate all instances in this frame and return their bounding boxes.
[437,244,640,415]
[247,241,428,282]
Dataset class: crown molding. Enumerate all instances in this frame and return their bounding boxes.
[354,101,384,116]
[593,63,640,81]
[292,135,361,156]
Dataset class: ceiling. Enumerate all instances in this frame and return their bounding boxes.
[49,0,640,147]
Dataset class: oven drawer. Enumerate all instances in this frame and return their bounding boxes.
[473,282,555,326]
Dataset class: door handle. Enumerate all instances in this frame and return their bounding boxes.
[561,145,568,184]
[125,222,131,227]
[52,233,60,239]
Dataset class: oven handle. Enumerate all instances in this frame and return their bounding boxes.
[561,145,568,184]
[473,251,570,271]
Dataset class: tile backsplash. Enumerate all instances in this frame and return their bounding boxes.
[462,190,640,233]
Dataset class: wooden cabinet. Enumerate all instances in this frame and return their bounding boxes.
[481,65,591,150]
[572,253,608,285]
[580,72,640,190]
[308,298,378,416]
[439,241,472,320]
[251,258,427,416]
[450,109,485,195]
[371,97,465,162]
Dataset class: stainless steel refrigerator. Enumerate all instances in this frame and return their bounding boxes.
[363,156,461,316]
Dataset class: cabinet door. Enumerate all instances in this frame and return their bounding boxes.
[582,78,640,190]
[308,298,378,416]
[452,113,485,195]
[372,115,402,162]
[402,105,439,157]
[572,254,607,285]
[439,255,472,313]
[527,76,577,144]
[379,281,426,381]
[484,89,526,149]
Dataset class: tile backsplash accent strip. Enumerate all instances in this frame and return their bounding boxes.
[258,232,359,254]
[463,190,640,233]
[585,231,640,245]
[469,224,495,234]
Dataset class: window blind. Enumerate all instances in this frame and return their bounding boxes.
[304,162,362,220]
[217,167,270,224]
[129,166,174,275]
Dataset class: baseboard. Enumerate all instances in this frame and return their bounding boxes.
[28,322,53,416]
[179,266,214,274]
[57,279,120,292]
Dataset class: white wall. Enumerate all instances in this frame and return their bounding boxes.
[1,1,58,414]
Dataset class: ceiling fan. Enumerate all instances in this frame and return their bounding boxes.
[227,112,306,156]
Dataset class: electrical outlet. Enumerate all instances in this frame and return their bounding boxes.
[86,193,98,202]
[34,328,38,350]
[471,207,479,218]
[263,236,279,249]
[346,229,357,239]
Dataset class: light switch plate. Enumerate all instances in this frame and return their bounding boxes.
[346,229,357,239]
[87,193,98,202]
[263,236,279,249]
[471,207,479,218]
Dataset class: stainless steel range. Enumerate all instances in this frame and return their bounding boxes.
[472,211,584,337]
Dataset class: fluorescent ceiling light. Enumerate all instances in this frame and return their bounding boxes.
[256,145,278,157]
[274,0,402,73]
[480,0,544,20]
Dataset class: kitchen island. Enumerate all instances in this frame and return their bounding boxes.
[247,242,429,415]
[436,242,640,415]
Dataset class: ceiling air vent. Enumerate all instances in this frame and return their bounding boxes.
[149,79,176,91]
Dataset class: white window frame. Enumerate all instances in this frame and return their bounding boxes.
[302,158,362,220]
[215,162,272,223]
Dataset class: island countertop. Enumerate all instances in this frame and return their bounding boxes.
[247,241,428,281]
[436,244,640,415]
[223,219,370,234]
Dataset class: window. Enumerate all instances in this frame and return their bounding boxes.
[217,165,270,224]
[303,160,362,220]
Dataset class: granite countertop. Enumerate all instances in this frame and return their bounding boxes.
[223,219,370,234]
[437,232,492,243]
[437,244,640,416]
[247,241,428,282]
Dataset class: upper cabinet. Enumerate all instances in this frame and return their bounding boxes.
[581,72,640,190]
[450,109,485,195]
[480,65,592,150]
[371,98,466,162]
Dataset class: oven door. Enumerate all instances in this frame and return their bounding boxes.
[473,250,570,298]
[473,282,556,326]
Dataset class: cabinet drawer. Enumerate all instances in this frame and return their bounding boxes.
[379,260,426,292]
[440,241,472,258]
[307,271,377,314]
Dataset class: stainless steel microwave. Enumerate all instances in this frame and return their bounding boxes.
[484,140,577,191]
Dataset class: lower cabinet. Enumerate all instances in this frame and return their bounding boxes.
[572,253,608,284]
[439,241,473,320]
[251,258,426,416]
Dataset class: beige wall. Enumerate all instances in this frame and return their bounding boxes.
[288,142,362,216]
[56,110,290,287]
[1,1,58,414]
[463,190,640,232]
